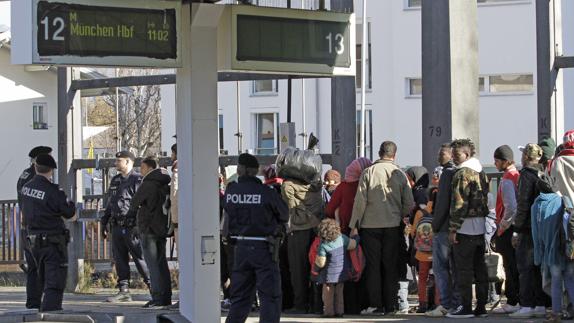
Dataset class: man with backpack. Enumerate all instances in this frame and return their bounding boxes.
[129,157,172,308]
[447,139,489,318]
[491,145,521,314]
[510,143,547,318]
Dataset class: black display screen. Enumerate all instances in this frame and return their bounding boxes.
[36,1,177,59]
[236,14,351,67]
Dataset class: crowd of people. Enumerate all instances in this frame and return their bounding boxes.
[16,130,574,321]
[217,133,574,321]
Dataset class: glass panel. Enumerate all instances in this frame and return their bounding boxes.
[409,78,422,95]
[489,74,533,93]
[408,0,422,7]
[257,113,276,155]
[356,110,372,158]
[356,45,362,89]
[479,77,485,92]
[253,80,275,93]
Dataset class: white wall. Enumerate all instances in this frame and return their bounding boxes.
[562,0,574,133]
[0,48,58,200]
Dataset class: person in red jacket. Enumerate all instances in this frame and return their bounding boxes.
[324,157,372,314]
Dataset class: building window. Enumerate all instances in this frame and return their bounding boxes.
[356,22,372,90]
[251,80,278,96]
[255,113,279,155]
[33,103,48,130]
[488,74,533,93]
[218,114,225,154]
[406,0,529,8]
[405,74,532,97]
[356,109,373,160]
[407,78,423,96]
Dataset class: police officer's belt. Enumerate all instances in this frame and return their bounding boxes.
[231,236,268,241]
[28,230,69,248]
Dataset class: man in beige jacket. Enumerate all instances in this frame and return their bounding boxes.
[349,141,414,315]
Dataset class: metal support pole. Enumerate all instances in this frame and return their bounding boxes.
[421,0,479,171]
[330,0,356,174]
[537,0,552,141]
[359,0,367,158]
[57,67,83,293]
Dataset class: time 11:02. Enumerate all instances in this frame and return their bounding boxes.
[147,29,169,42]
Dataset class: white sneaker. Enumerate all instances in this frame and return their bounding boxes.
[426,305,449,317]
[534,306,547,317]
[360,307,385,315]
[493,303,521,314]
[509,307,536,318]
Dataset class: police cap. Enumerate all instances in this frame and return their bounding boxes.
[238,153,259,169]
[28,146,52,158]
[115,150,136,161]
[36,154,57,169]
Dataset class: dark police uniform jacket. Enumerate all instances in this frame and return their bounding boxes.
[20,175,76,233]
[224,176,289,238]
[17,166,36,207]
[101,171,142,227]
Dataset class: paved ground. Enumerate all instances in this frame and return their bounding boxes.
[0,287,548,322]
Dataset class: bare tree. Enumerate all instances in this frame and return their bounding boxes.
[104,69,162,157]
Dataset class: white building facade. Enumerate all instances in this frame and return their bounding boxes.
[160,0,573,168]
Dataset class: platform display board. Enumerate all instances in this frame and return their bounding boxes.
[228,5,355,76]
[11,0,181,67]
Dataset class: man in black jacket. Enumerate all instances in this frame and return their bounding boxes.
[509,144,546,318]
[428,143,460,317]
[129,157,172,308]
[101,151,150,303]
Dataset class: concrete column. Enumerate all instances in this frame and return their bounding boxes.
[57,67,83,292]
[330,0,356,174]
[422,0,479,170]
[176,3,222,322]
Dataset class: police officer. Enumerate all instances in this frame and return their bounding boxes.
[100,151,150,303]
[16,145,52,309]
[224,153,289,323]
[20,154,76,312]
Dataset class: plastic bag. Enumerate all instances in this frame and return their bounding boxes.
[276,147,322,184]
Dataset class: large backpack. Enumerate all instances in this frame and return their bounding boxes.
[414,210,434,252]
[348,243,366,282]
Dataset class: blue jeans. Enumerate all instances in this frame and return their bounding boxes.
[141,234,172,304]
[432,232,460,309]
[550,262,574,314]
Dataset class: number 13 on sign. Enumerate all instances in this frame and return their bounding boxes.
[325,33,344,55]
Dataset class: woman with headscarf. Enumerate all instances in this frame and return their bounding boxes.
[324,157,372,314]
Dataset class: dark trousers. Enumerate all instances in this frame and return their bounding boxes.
[494,229,520,306]
[516,234,546,307]
[226,242,281,323]
[221,240,235,300]
[111,226,150,290]
[287,229,314,311]
[141,234,172,305]
[361,227,400,311]
[28,242,67,311]
[279,236,294,310]
[453,233,488,311]
[25,247,41,309]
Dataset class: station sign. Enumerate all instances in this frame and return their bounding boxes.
[223,5,355,76]
[11,0,181,67]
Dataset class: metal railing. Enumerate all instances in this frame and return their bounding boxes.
[0,200,22,264]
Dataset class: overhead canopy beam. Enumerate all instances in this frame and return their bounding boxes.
[554,56,574,69]
[71,73,329,91]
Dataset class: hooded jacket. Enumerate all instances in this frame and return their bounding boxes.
[531,193,564,269]
[281,179,323,231]
[449,158,489,234]
[551,149,574,201]
[130,168,171,237]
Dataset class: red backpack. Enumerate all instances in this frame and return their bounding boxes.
[308,236,366,282]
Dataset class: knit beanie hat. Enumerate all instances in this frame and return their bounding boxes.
[538,137,557,161]
[494,145,514,161]
[345,157,372,182]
